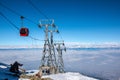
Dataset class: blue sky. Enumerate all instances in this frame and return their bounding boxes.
[0,0,120,46]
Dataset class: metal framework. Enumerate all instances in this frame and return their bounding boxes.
[39,19,59,75]
[39,19,66,75]
[54,41,66,73]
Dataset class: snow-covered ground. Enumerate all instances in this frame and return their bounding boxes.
[42,72,98,80]
[0,64,98,80]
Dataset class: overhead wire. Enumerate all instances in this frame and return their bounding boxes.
[0,2,38,26]
[0,12,43,41]
[29,36,44,41]
[27,0,49,19]
[0,1,64,43]
[55,26,64,41]
[27,0,64,41]
[0,12,19,30]
[0,1,44,41]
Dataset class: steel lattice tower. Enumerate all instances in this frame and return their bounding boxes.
[39,19,59,74]
[55,41,66,73]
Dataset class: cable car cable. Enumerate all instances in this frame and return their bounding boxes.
[0,2,38,26]
[0,12,43,41]
[27,0,49,19]
[27,0,64,41]
[0,1,42,41]
[0,2,21,17]
[0,1,64,42]
[27,0,65,42]
[29,36,44,41]
[0,12,19,30]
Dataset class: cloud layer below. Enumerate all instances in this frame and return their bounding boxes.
[0,48,120,80]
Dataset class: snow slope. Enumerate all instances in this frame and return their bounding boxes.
[0,63,98,80]
[42,72,98,80]
[19,70,98,80]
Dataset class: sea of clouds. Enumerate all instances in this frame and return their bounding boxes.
[0,43,120,80]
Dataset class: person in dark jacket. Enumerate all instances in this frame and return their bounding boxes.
[9,61,23,73]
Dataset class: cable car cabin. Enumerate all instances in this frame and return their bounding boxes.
[20,28,29,36]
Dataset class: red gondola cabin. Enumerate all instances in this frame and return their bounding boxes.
[20,28,29,36]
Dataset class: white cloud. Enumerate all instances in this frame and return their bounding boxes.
[0,45,43,49]
[0,42,120,49]
[0,48,120,80]
[65,42,120,48]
